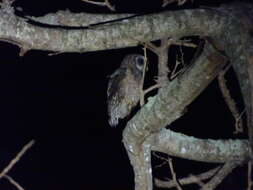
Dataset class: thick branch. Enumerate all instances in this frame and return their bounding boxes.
[123,42,227,154]
[151,128,250,163]
[0,5,249,54]
[127,140,153,190]
[123,42,227,190]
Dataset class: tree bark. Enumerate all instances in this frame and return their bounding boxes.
[123,41,235,190]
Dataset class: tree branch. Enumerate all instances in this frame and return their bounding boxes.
[218,65,244,134]
[4,175,25,190]
[81,0,115,11]
[155,166,220,188]
[123,42,227,154]
[152,128,250,163]
[0,4,250,55]
[0,140,35,179]
[123,42,228,190]
[167,158,183,190]
[0,140,35,190]
[157,38,170,86]
[200,162,240,190]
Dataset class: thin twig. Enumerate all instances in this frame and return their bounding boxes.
[189,39,205,66]
[189,174,205,187]
[235,109,246,134]
[155,167,221,188]
[162,0,190,7]
[140,45,148,106]
[138,41,160,54]
[157,38,170,85]
[48,51,67,56]
[170,56,182,80]
[80,0,115,11]
[104,0,115,11]
[218,65,244,134]
[153,151,169,163]
[247,162,252,190]
[200,162,239,190]
[179,44,185,67]
[81,0,107,6]
[177,0,187,5]
[0,140,35,179]
[170,43,188,80]
[153,152,182,189]
[4,175,25,190]
[155,160,168,169]
[162,0,175,7]
[168,158,183,190]
[172,41,197,48]
[153,151,172,169]
[144,84,160,95]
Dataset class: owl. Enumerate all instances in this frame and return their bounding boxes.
[107,54,145,127]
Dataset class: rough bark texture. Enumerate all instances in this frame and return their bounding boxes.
[0,4,249,53]
[152,128,250,163]
[25,11,135,27]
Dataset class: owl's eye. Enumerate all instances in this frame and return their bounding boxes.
[136,56,144,71]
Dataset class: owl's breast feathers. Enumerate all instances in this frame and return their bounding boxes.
[107,67,127,100]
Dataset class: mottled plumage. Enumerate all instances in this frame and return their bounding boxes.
[107,54,145,127]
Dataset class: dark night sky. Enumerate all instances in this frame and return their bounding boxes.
[0,0,252,190]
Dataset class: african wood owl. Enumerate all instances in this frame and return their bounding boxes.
[107,54,145,127]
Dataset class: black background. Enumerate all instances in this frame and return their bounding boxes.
[0,0,252,190]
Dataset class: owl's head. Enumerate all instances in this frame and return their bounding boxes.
[121,54,146,74]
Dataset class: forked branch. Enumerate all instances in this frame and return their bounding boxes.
[123,42,229,190]
[155,166,220,188]
[0,140,35,190]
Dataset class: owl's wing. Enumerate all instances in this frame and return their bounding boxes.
[107,67,127,99]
